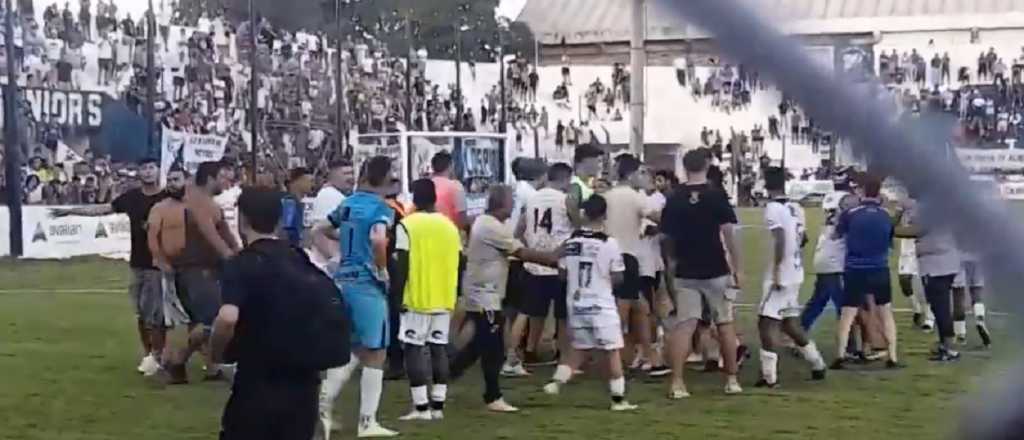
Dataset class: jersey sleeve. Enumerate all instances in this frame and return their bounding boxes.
[326,202,345,229]
[604,238,626,274]
[394,223,410,252]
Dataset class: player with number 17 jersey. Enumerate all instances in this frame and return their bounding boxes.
[561,230,626,338]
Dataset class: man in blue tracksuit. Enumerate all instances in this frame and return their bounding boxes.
[831,177,901,369]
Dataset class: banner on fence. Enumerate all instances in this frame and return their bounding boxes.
[160,130,228,185]
[955,149,1024,173]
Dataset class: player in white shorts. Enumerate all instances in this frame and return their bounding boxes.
[756,168,827,388]
[542,195,638,411]
[952,252,992,347]
[898,238,933,330]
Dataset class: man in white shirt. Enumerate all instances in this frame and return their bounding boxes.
[97,35,113,85]
[312,159,355,222]
[756,167,826,388]
[602,154,659,374]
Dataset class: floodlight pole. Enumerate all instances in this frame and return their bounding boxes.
[4,0,22,256]
[248,0,258,183]
[629,0,645,158]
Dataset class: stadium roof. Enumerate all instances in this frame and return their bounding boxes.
[519,0,1024,45]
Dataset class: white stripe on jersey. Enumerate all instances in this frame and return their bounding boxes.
[523,188,573,276]
[559,230,625,329]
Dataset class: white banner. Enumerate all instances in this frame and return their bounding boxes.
[999,182,1024,200]
[955,148,1024,173]
[0,206,131,259]
[160,130,228,184]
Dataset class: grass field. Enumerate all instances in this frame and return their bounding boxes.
[0,208,1007,440]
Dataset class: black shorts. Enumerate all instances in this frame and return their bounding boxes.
[613,254,642,300]
[522,274,567,319]
[842,268,892,308]
[176,267,222,326]
[502,260,527,312]
[640,271,662,305]
[173,76,186,87]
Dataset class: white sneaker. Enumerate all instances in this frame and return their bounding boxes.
[139,354,161,377]
[136,356,148,374]
[543,382,561,395]
[317,415,340,440]
[724,381,743,395]
[610,401,639,411]
[357,420,398,438]
[397,410,432,421]
[501,363,531,377]
[430,410,444,420]
[686,353,704,363]
[486,398,520,413]
[669,388,690,400]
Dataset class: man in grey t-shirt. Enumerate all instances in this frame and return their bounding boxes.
[896,198,961,361]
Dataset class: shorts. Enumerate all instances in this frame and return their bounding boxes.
[571,325,624,351]
[639,272,661,306]
[666,276,735,327]
[130,268,166,327]
[341,281,390,350]
[173,76,186,87]
[98,59,113,71]
[522,274,567,319]
[176,267,222,327]
[758,282,802,320]
[502,260,527,312]
[612,254,642,301]
[954,261,985,288]
[898,255,918,276]
[842,268,892,307]
[398,311,451,346]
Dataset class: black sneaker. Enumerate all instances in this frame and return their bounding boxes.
[912,313,924,328]
[929,349,961,363]
[885,360,906,369]
[977,323,993,348]
[754,378,779,388]
[164,363,188,385]
[648,365,671,378]
[830,357,848,370]
[736,344,751,369]
[811,369,826,381]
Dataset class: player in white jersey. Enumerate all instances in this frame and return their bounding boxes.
[756,168,827,388]
[542,195,638,411]
[952,251,992,347]
[898,238,933,330]
[516,163,581,366]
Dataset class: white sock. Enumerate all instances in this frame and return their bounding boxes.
[954,320,967,337]
[321,359,360,415]
[759,349,779,384]
[974,303,987,322]
[552,364,573,384]
[360,367,385,422]
[505,349,521,364]
[410,385,429,410]
[609,376,626,398]
[797,341,826,371]
[925,307,935,323]
[909,293,923,314]
[430,384,448,405]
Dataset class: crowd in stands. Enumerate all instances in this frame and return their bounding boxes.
[2,1,542,205]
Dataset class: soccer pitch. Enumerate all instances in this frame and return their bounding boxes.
[0,209,1003,440]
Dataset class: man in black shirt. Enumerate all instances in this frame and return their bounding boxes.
[659,148,744,398]
[211,188,320,440]
[52,158,169,376]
